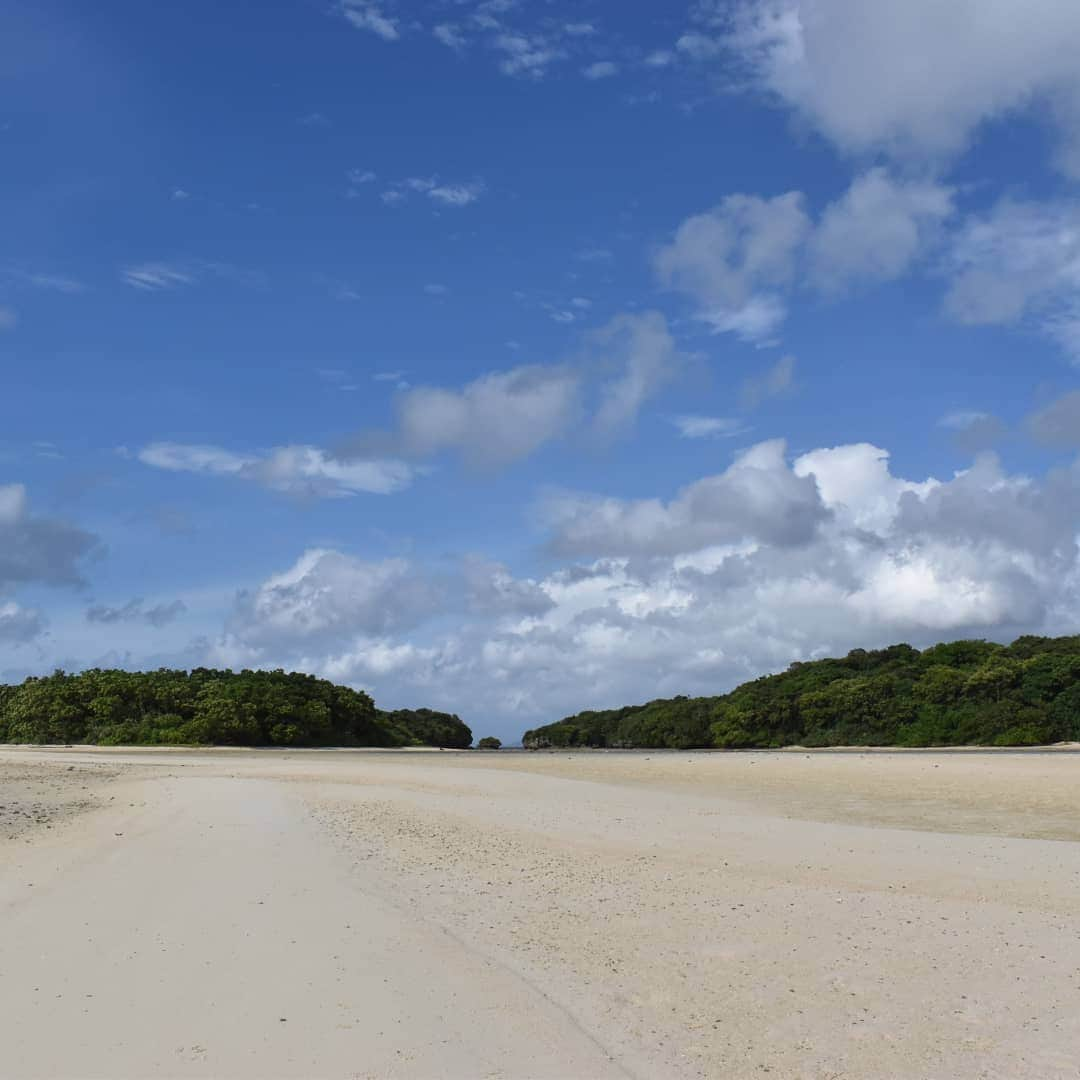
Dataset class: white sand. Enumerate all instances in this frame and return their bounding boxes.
[1,747,1079,1079]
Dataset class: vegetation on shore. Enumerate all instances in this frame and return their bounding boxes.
[522,635,1080,750]
[476,736,502,750]
[0,668,472,748]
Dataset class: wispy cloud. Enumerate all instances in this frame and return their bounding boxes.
[574,247,613,263]
[339,0,400,41]
[428,181,484,207]
[121,261,264,293]
[493,32,564,78]
[121,263,194,291]
[741,355,796,409]
[87,597,187,628]
[433,23,467,50]
[670,415,749,439]
[138,441,415,498]
[368,174,485,209]
[2,266,87,293]
[583,61,618,80]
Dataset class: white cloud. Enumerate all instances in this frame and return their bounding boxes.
[122,263,193,291]
[676,32,725,60]
[433,23,467,50]
[725,0,1080,174]
[0,305,17,330]
[590,311,682,440]
[583,61,618,80]
[373,175,485,208]
[427,181,484,207]
[1,267,86,293]
[944,199,1080,361]
[385,364,582,467]
[644,49,675,68]
[654,191,809,343]
[492,32,563,78]
[793,443,938,534]
[339,0,400,41]
[190,439,1080,734]
[564,23,595,37]
[658,170,952,341]
[808,168,954,293]
[340,313,680,469]
[226,549,441,650]
[137,442,414,497]
[939,410,993,432]
[671,416,747,439]
[546,439,828,556]
[346,168,377,197]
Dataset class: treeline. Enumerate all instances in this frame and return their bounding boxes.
[0,668,472,748]
[522,635,1080,749]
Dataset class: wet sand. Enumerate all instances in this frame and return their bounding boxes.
[1,746,1078,1078]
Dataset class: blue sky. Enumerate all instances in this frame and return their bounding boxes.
[4,0,1080,740]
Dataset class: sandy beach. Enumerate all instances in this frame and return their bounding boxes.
[1,747,1079,1079]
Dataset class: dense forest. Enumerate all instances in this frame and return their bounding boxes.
[0,668,472,748]
[522,635,1080,750]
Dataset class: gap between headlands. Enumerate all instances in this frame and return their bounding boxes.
[2,633,1079,750]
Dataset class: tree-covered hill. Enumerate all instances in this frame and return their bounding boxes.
[0,668,472,748]
[522,635,1080,750]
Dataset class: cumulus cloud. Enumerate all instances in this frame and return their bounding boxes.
[138,442,414,497]
[338,313,680,469]
[654,191,809,344]
[944,199,1080,361]
[808,169,954,293]
[226,549,442,650]
[725,0,1080,175]
[657,171,953,341]
[0,484,99,589]
[545,439,829,556]
[191,439,1080,734]
[463,557,554,617]
[376,364,582,467]
[86,598,187,628]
